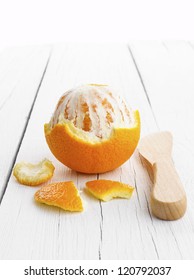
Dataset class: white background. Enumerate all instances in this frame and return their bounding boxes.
[0,0,194,50]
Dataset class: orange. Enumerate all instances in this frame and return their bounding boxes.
[44,84,140,173]
[86,179,134,201]
[13,159,55,186]
[34,181,83,212]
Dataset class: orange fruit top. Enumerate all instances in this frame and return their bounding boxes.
[45,84,140,173]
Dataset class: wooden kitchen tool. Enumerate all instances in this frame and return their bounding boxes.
[138,131,187,220]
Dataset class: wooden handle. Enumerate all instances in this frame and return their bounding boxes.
[151,157,187,220]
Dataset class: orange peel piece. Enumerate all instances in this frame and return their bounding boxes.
[13,159,55,186]
[34,181,83,212]
[86,179,134,201]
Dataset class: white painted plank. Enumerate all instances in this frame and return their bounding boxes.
[0,45,101,259]
[129,41,194,259]
[1,42,192,260]
[0,43,159,260]
[45,44,160,260]
[72,44,159,259]
[0,46,51,198]
[71,43,188,260]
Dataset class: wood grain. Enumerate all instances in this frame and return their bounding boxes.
[139,131,187,220]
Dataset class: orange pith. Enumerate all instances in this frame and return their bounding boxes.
[45,84,140,174]
[34,181,83,212]
[13,159,55,186]
[86,179,134,201]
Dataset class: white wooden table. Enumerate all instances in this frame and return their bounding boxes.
[0,42,194,260]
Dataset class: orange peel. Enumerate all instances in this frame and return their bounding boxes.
[13,159,55,186]
[34,181,83,212]
[44,84,140,174]
[86,179,134,201]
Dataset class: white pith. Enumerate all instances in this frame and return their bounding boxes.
[17,159,52,177]
[49,84,135,142]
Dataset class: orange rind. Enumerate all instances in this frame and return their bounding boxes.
[34,181,83,212]
[13,159,55,186]
[86,179,134,201]
[44,84,140,174]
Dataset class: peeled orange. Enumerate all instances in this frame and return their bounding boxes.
[45,84,140,174]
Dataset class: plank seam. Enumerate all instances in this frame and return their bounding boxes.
[98,201,104,260]
[0,84,18,111]
[135,204,145,256]
[97,173,104,260]
[187,41,194,50]
[147,226,159,259]
[169,226,183,259]
[131,162,141,209]
[162,42,169,51]
[0,48,52,205]
[127,45,159,129]
[131,158,160,255]
[144,191,153,225]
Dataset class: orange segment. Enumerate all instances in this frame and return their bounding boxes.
[34,181,83,212]
[44,84,140,174]
[13,159,55,186]
[86,179,134,201]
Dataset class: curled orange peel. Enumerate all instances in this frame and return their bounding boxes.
[86,179,134,201]
[44,110,140,174]
[13,159,55,186]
